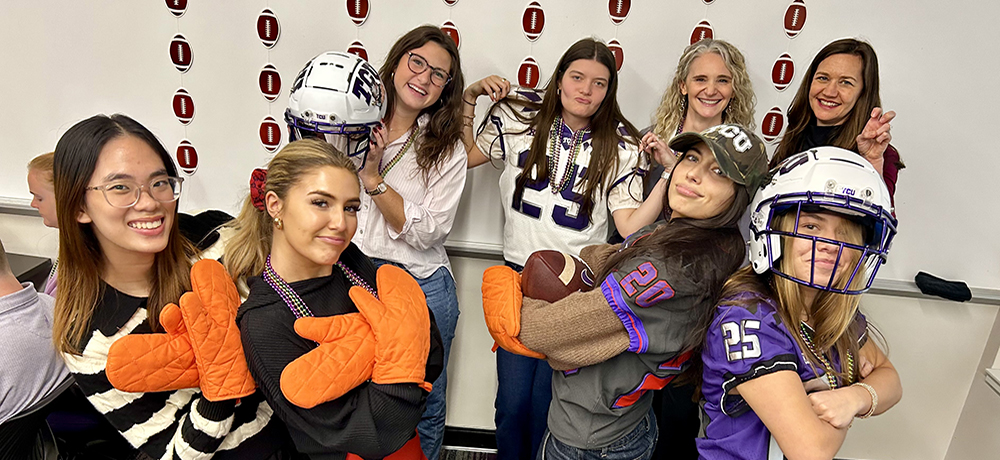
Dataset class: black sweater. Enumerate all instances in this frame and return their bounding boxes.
[236,243,443,459]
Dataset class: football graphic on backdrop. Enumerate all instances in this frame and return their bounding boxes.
[259,64,281,102]
[260,116,282,152]
[771,53,794,91]
[761,107,785,142]
[165,0,187,17]
[442,21,461,49]
[176,140,198,175]
[169,34,192,73]
[518,56,541,88]
[690,20,713,45]
[347,0,370,26]
[784,0,807,38]
[608,0,630,25]
[257,9,280,48]
[608,40,624,71]
[172,88,194,125]
[522,1,545,41]
[346,40,368,61]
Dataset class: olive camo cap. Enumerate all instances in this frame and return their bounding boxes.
[668,123,769,194]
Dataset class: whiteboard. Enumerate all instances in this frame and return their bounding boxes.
[1,0,997,289]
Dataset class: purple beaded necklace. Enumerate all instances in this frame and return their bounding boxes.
[263,255,377,319]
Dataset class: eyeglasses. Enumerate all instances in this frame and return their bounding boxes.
[406,52,451,87]
[86,176,184,208]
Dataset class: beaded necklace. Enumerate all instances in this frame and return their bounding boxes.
[263,255,377,319]
[379,126,419,178]
[798,321,855,389]
[546,116,588,194]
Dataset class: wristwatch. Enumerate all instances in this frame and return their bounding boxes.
[366,181,388,196]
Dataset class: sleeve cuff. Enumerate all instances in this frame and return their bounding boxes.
[601,274,648,354]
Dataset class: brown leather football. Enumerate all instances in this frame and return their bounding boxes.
[521,250,595,303]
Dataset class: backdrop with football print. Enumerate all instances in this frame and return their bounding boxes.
[0,2,998,458]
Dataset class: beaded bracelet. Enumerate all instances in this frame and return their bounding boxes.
[852,382,878,418]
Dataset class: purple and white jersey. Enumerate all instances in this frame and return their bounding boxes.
[697,293,866,460]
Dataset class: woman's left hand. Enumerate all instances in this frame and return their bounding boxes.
[359,124,387,189]
[856,107,895,164]
[640,132,675,169]
[808,386,867,429]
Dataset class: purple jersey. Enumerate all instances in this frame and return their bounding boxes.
[697,293,866,460]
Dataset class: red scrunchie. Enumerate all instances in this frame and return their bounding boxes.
[250,168,267,211]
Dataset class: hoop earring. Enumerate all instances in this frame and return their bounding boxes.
[273,217,283,230]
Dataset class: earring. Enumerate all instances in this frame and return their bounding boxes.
[273,217,283,230]
[557,88,561,95]
[680,96,688,113]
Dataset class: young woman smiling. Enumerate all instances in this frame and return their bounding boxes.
[51,114,285,459]
[463,38,663,460]
[770,38,903,206]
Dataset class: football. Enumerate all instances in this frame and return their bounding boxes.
[259,64,281,102]
[608,39,624,71]
[165,0,187,17]
[784,0,807,38]
[761,107,785,143]
[172,88,194,125]
[521,250,595,303]
[522,1,545,42]
[169,34,192,73]
[771,53,794,91]
[518,56,541,88]
[443,0,458,5]
[257,9,280,48]
[608,0,630,25]
[347,0,370,26]
[260,115,282,153]
[175,140,198,175]
[690,20,713,45]
[346,40,368,61]
[442,20,461,49]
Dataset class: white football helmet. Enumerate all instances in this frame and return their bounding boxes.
[748,146,897,294]
[284,51,386,164]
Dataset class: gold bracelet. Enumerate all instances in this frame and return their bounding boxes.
[852,382,878,419]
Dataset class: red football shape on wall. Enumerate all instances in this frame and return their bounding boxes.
[703,0,715,4]
[521,250,595,303]
[761,107,785,143]
[176,139,198,175]
[771,53,795,91]
[172,88,194,125]
[165,0,187,17]
[260,116,282,152]
[608,40,624,72]
[690,20,713,45]
[257,9,280,48]
[347,0,370,26]
[608,0,630,25]
[442,21,461,49]
[443,0,458,5]
[522,1,545,42]
[169,34,192,73]
[346,40,368,61]
[518,56,541,88]
[784,0,807,38]
[259,64,282,102]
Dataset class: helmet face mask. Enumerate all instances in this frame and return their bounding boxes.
[748,147,897,294]
[285,51,386,168]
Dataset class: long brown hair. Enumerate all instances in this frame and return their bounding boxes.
[652,39,757,139]
[771,38,904,171]
[485,38,642,215]
[596,162,750,385]
[378,25,465,174]
[225,139,359,290]
[52,114,195,354]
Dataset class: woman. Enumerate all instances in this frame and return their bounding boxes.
[463,38,663,459]
[27,152,59,295]
[642,39,756,196]
[482,124,770,459]
[51,114,286,459]
[225,138,443,458]
[698,147,902,459]
[770,38,903,206]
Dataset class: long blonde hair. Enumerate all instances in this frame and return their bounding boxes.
[52,114,195,354]
[652,39,756,139]
[224,139,358,290]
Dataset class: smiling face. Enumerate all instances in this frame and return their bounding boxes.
[267,166,360,279]
[787,211,863,291]
[27,168,58,228]
[680,52,734,125]
[393,41,452,115]
[808,53,864,127]
[78,135,175,262]
[667,142,736,220]
[558,58,610,130]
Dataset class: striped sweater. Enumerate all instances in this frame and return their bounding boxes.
[62,284,290,460]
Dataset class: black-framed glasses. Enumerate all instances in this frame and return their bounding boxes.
[86,176,184,208]
[407,52,451,87]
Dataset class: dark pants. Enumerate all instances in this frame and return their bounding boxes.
[650,384,699,460]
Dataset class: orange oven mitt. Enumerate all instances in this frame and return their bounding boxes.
[481,266,545,359]
[280,313,376,409]
[348,265,432,392]
[107,302,199,392]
